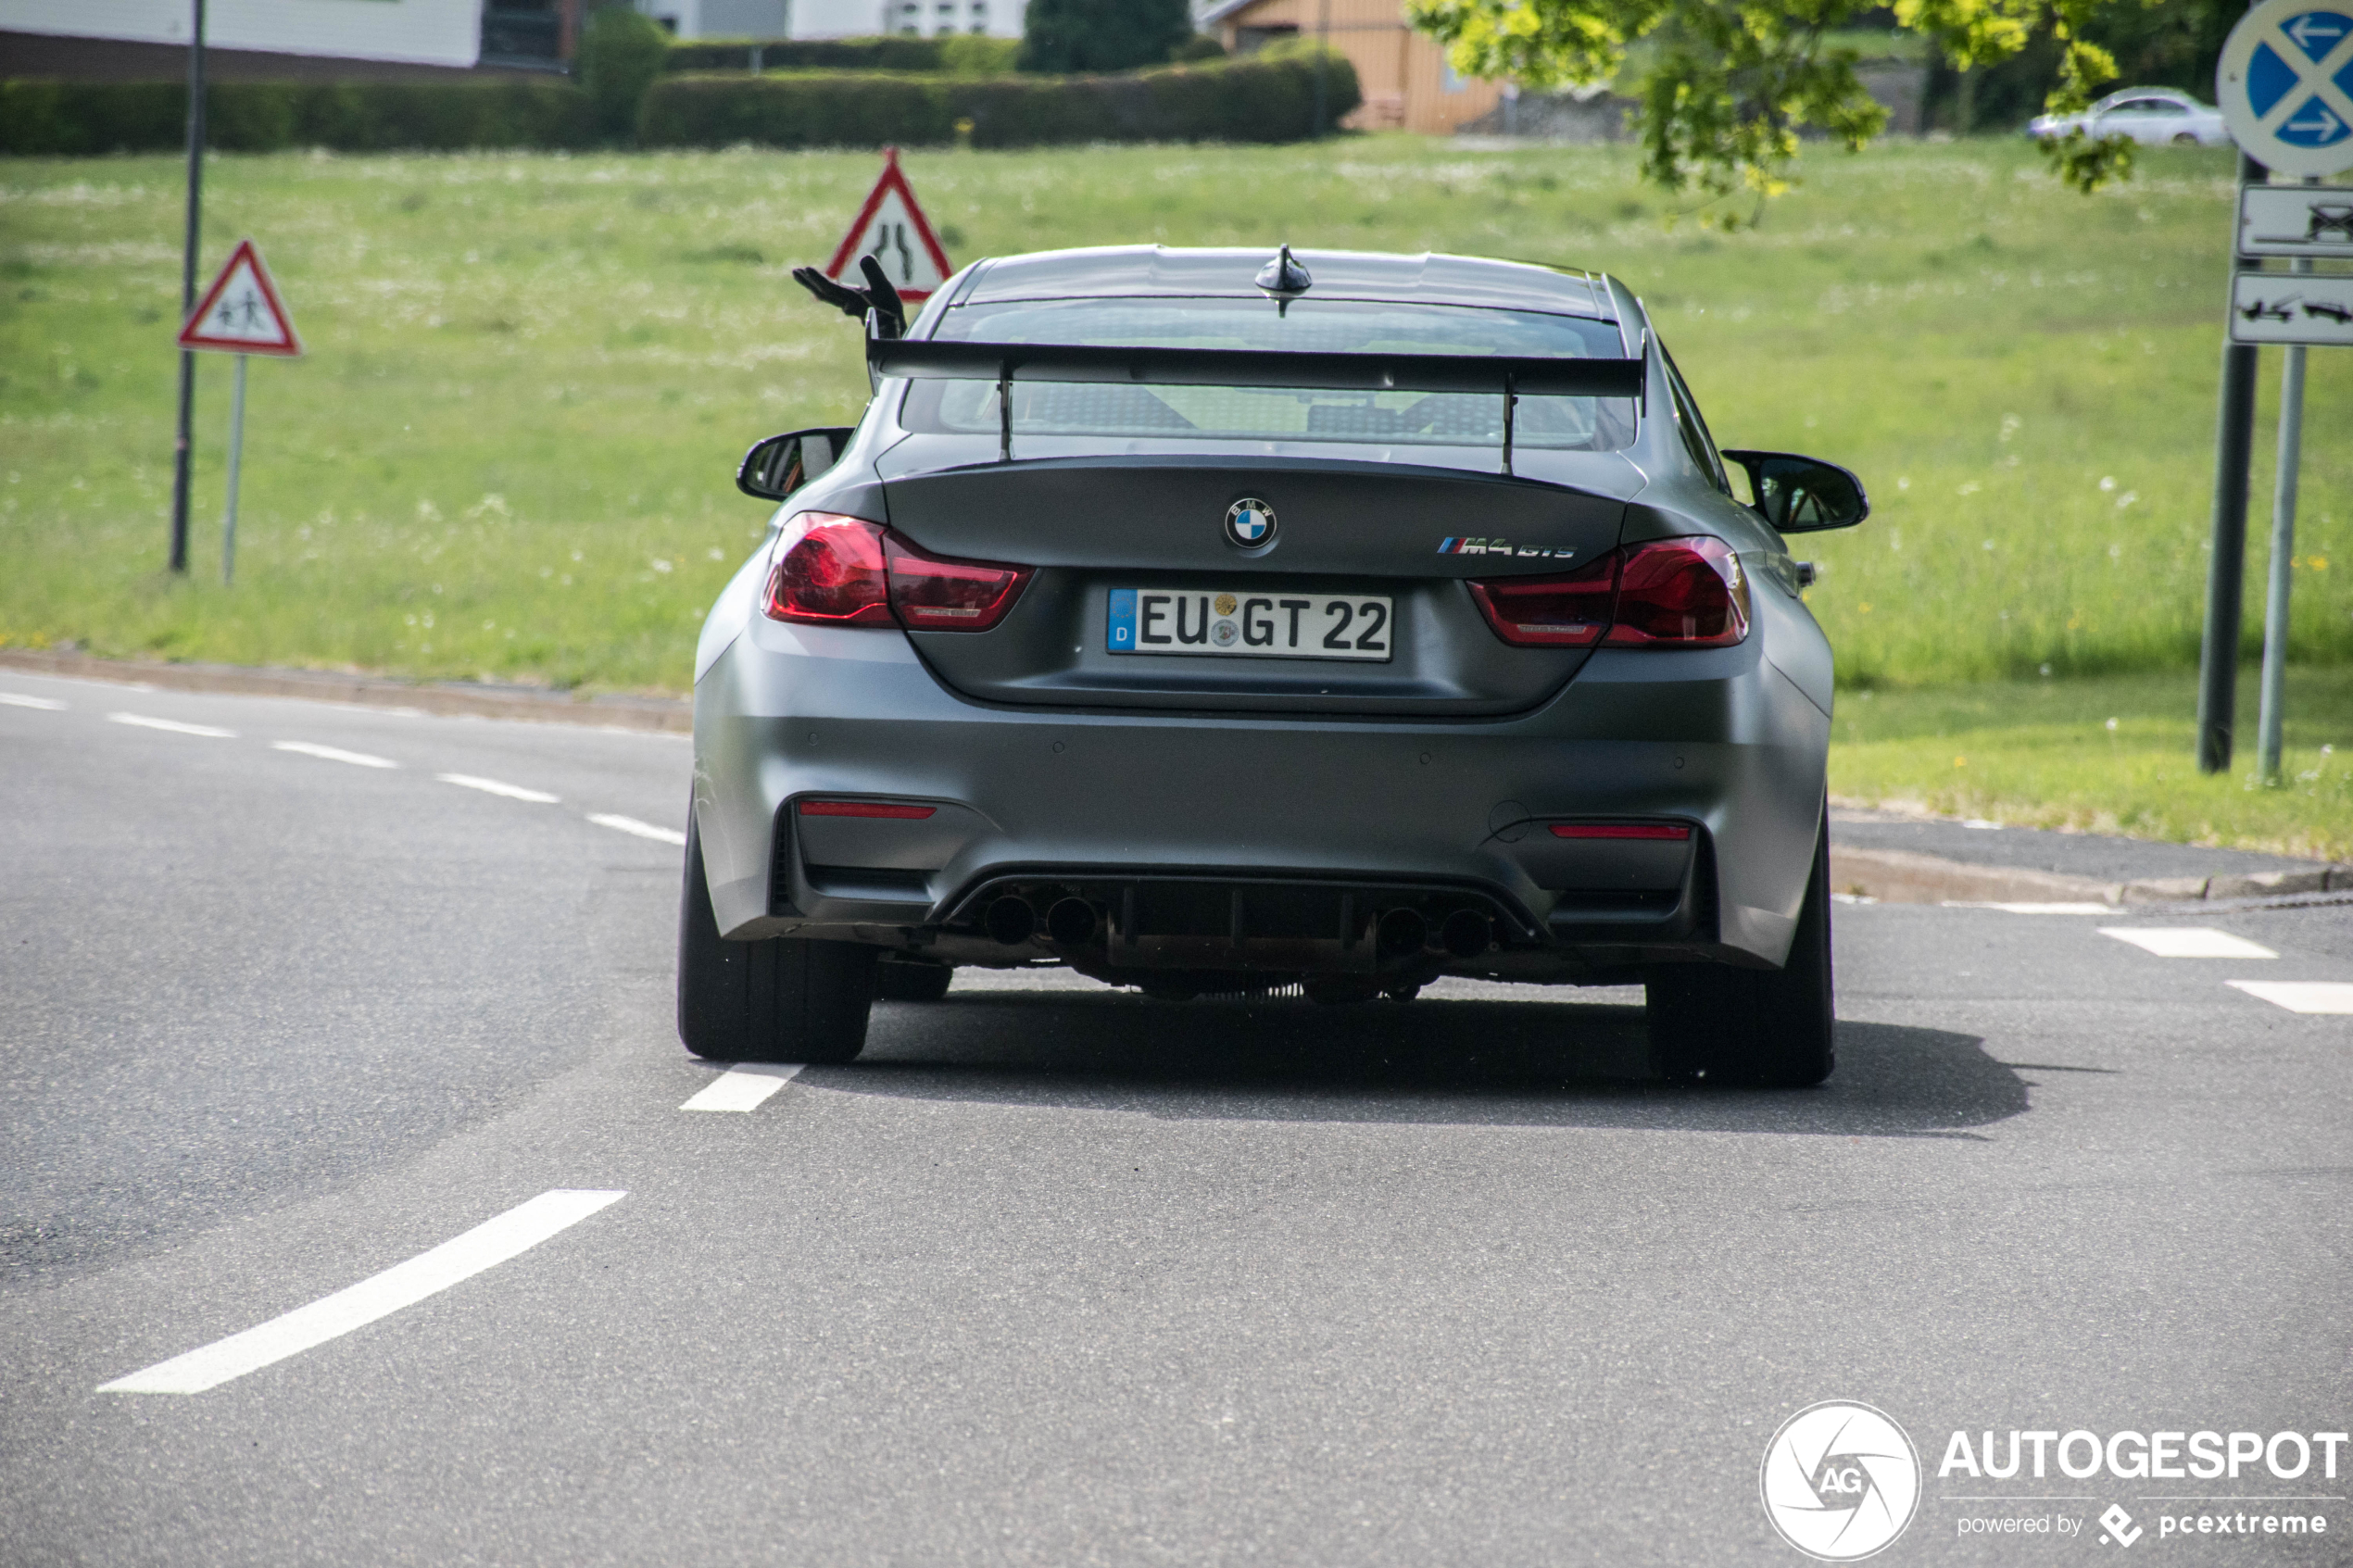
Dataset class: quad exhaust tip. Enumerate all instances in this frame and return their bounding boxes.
[985,896,1036,946]
[1441,909,1493,959]
[1046,897,1098,946]
[1375,908,1426,957]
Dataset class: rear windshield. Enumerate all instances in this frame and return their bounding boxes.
[900,297,1636,452]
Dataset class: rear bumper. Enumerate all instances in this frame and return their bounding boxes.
[692,616,1826,972]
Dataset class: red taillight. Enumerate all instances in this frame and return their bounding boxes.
[1467,536,1750,650]
[798,800,937,820]
[885,532,1032,632]
[1602,537,1750,648]
[766,513,892,626]
[762,514,1030,633]
[1548,822,1692,840]
[1466,553,1617,646]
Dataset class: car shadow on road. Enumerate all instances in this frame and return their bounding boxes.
[836,990,2028,1138]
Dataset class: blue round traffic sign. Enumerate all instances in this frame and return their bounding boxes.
[2220,0,2353,174]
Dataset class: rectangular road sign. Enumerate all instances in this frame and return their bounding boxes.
[2237,184,2353,258]
[2230,271,2353,345]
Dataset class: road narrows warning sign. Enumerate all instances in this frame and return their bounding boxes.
[825,147,955,303]
[179,239,302,358]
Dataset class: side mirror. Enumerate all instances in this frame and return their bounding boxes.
[1719,449,1869,533]
[736,426,855,502]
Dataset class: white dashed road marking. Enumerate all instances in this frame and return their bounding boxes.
[108,712,236,738]
[273,741,397,769]
[1954,902,2116,915]
[2099,927,2280,960]
[437,772,560,804]
[97,1189,626,1395]
[681,1063,803,1112]
[2228,981,2353,1015]
[586,812,687,847]
[0,693,67,710]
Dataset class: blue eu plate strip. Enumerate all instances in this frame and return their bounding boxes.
[1107,588,1138,651]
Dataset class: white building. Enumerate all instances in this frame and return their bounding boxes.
[1,0,484,68]
[641,0,1016,39]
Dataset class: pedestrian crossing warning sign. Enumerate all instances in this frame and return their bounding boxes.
[825,147,955,304]
[178,239,302,358]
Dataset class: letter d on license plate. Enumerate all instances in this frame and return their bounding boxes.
[1109,589,1392,661]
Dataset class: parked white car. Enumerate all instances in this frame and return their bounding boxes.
[2028,87,2233,146]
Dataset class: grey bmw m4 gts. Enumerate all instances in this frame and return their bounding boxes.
[680,245,1868,1085]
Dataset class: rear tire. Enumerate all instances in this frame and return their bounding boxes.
[1645,808,1834,1087]
[875,956,953,1002]
[677,814,875,1064]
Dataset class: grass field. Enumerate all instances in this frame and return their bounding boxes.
[2,136,2348,849]
[1831,666,2353,861]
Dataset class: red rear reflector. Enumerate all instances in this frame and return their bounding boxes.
[798,800,937,820]
[765,513,893,627]
[1548,823,1692,840]
[1465,553,1617,646]
[885,531,1032,633]
[1601,537,1750,647]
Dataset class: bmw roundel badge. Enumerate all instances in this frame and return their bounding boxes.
[1225,498,1277,550]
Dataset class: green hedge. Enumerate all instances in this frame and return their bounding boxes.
[0,79,594,156]
[638,51,1359,149]
[662,34,1021,74]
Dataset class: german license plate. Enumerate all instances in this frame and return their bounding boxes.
[1107,589,1393,661]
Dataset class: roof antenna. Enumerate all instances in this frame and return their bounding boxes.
[1255,244,1313,296]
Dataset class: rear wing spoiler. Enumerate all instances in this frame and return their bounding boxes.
[867,337,1647,470]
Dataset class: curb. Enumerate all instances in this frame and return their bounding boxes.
[1830,846,2353,909]
[0,648,691,734]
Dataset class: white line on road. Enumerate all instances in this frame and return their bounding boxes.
[97,1189,625,1395]
[1951,901,2116,915]
[0,692,67,710]
[108,712,236,739]
[2227,981,2353,1015]
[586,812,687,847]
[273,741,397,769]
[437,772,560,804]
[681,1063,803,1111]
[2099,927,2279,960]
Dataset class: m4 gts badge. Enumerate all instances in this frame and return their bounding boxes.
[1438,537,1576,559]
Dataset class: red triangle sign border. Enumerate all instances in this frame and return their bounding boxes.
[178,238,304,358]
[824,146,956,305]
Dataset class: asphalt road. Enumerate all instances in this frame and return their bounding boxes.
[3,671,2349,1566]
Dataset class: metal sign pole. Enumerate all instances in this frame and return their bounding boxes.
[169,0,207,575]
[2196,154,2266,774]
[2254,178,2320,781]
[220,353,246,585]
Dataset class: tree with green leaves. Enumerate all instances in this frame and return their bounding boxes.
[1019,0,1196,73]
[1408,0,2233,221]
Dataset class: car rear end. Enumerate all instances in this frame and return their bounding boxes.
[690,247,1829,1005]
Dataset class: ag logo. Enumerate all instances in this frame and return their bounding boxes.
[1760,1401,1920,1562]
[1225,498,1277,550]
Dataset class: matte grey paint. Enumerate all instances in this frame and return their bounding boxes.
[695,246,1843,981]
